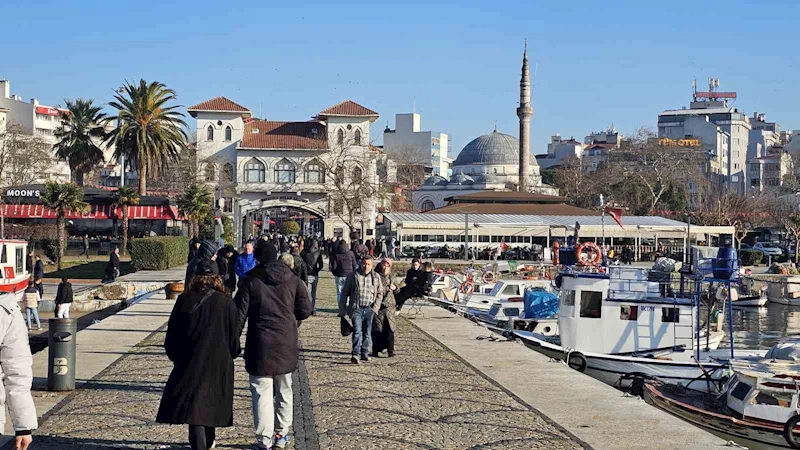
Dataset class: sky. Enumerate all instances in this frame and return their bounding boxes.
[3,0,800,158]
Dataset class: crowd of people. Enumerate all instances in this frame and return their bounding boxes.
[160,232,439,450]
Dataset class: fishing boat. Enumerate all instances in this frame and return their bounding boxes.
[513,254,768,391]
[0,240,31,302]
[470,289,559,336]
[727,283,768,308]
[645,340,800,449]
[460,278,552,311]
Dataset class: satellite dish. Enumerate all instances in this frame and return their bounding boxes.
[744,222,752,230]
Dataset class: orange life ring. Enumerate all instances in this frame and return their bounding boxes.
[553,241,560,265]
[482,271,495,283]
[575,242,602,266]
[460,281,474,295]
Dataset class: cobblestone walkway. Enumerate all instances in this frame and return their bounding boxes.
[22,273,582,450]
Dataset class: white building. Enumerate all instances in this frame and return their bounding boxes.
[658,80,750,193]
[0,107,7,133]
[188,96,384,241]
[536,134,583,169]
[581,128,622,172]
[383,113,451,176]
[748,149,793,194]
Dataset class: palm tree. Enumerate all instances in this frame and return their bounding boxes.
[40,182,89,270]
[113,186,139,257]
[104,80,188,195]
[53,99,107,185]
[176,184,212,238]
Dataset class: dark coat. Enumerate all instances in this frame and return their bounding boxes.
[33,260,44,280]
[216,250,231,290]
[415,271,435,296]
[55,282,73,305]
[404,268,420,287]
[105,253,120,278]
[234,262,312,376]
[225,250,239,292]
[301,248,324,277]
[290,248,307,283]
[157,288,241,427]
[330,241,358,278]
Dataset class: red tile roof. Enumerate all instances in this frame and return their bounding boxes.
[188,97,250,113]
[240,120,328,150]
[319,100,378,117]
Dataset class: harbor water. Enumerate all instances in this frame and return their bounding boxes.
[725,303,800,349]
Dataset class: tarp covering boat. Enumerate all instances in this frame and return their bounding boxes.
[523,288,559,319]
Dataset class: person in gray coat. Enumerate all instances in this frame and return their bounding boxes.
[0,292,37,449]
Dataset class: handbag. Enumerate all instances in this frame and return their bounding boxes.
[340,316,353,336]
[189,291,215,315]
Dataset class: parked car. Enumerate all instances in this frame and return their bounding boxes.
[753,242,783,257]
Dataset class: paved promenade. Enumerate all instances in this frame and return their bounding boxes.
[19,272,583,450]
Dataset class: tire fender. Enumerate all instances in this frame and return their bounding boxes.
[566,351,587,372]
[784,415,800,449]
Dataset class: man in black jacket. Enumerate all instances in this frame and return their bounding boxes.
[55,277,74,318]
[330,239,357,312]
[235,241,312,450]
[301,239,324,314]
[185,241,218,288]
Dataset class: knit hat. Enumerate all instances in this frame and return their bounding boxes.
[255,241,278,264]
[198,240,218,260]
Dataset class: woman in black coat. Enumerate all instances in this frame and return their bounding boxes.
[157,260,241,450]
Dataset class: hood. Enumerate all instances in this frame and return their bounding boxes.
[249,261,293,286]
[255,241,278,264]
[337,240,349,254]
[60,281,72,288]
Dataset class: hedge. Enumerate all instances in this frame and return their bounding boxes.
[740,249,763,266]
[130,236,189,271]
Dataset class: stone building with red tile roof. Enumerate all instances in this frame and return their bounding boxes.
[187,97,385,241]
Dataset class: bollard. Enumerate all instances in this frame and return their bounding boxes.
[47,318,77,391]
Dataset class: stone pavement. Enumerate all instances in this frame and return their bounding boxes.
[19,273,582,450]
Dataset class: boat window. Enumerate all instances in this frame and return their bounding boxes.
[561,290,575,306]
[488,304,501,317]
[580,291,603,318]
[15,248,23,275]
[730,382,752,401]
[0,245,6,264]
[502,284,519,296]
[620,305,638,321]
[662,308,680,323]
[503,308,520,318]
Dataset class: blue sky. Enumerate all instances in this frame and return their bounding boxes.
[3,0,799,157]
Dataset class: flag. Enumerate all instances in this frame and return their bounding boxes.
[605,207,624,229]
[500,237,510,252]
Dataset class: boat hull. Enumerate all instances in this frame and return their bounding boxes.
[733,295,768,307]
[515,331,728,391]
[644,383,796,449]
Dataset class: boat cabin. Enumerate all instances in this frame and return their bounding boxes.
[725,360,800,425]
[0,240,30,300]
[558,266,696,355]
[464,279,551,310]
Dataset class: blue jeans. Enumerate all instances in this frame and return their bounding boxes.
[351,306,374,357]
[26,307,40,329]
[307,275,319,312]
[335,276,347,312]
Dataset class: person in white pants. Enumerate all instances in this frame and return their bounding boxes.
[234,245,312,450]
[54,278,74,319]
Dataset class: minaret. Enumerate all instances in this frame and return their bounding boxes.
[517,41,533,192]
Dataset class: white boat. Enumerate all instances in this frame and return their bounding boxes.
[470,296,559,336]
[0,240,31,302]
[460,278,552,311]
[645,340,800,449]
[514,265,764,391]
[717,283,768,307]
[766,277,800,306]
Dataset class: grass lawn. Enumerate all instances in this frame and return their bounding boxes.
[43,256,134,280]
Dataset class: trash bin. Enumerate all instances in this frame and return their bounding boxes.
[47,318,77,391]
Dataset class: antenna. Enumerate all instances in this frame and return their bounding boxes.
[412,96,416,113]
[259,102,263,120]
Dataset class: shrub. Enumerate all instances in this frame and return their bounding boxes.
[281,220,300,236]
[130,236,189,271]
[39,238,61,264]
[740,249,763,266]
[222,216,234,246]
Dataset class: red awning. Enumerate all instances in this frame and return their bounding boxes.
[0,204,183,221]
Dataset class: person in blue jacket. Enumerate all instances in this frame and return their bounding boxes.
[234,241,257,288]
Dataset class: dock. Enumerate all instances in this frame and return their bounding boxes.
[4,271,728,449]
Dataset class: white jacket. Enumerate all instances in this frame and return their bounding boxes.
[0,293,37,433]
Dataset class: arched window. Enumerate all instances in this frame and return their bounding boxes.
[333,199,344,214]
[334,165,344,184]
[204,163,216,182]
[421,200,435,212]
[221,163,234,183]
[206,125,214,141]
[274,158,296,184]
[305,160,325,184]
[337,129,344,145]
[354,129,362,146]
[224,126,232,142]
[352,166,363,185]
[244,159,265,183]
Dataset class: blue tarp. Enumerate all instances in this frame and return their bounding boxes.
[523,288,560,319]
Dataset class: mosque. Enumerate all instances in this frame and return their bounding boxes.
[412,46,558,212]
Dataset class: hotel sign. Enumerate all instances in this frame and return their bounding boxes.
[658,138,701,147]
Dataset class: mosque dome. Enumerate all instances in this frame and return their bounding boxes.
[422,175,448,186]
[453,130,538,167]
[449,173,474,185]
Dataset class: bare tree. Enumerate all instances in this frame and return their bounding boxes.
[148,138,200,194]
[610,128,705,215]
[324,136,383,233]
[692,192,769,250]
[554,156,599,209]
[0,124,54,187]
[770,197,800,261]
